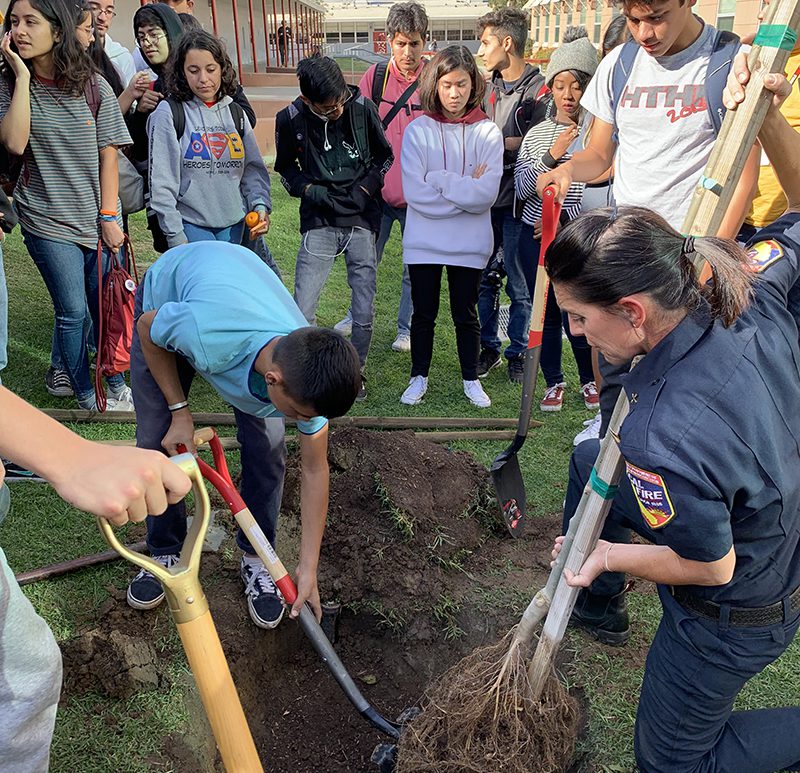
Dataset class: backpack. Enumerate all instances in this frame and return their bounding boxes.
[0,75,101,197]
[94,235,138,412]
[167,97,247,139]
[370,60,421,130]
[610,29,739,141]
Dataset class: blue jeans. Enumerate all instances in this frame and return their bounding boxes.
[518,225,593,386]
[129,286,286,555]
[184,219,245,245]
[294,225,376,367]
[565,440,800,773]
[477,206,527,358]
[377,202,412,335]
[23,230,124,406]
[0,244,6,383]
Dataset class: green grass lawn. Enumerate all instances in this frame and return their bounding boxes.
[1,178,799,771]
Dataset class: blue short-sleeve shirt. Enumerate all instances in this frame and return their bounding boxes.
[142,242,327,435]
[617,212,800,607]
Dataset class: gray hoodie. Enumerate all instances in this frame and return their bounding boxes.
[147,95,271,247]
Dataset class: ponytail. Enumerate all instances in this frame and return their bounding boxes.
[545,206,753,327]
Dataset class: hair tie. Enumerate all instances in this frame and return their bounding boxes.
[683,236,696,256]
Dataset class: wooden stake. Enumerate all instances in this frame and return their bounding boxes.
[526,0,800,700]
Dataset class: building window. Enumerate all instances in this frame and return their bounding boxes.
[717,0,736,32]
[594,1,602,44]
[341,30,355,43]
[446,21,461,41]
[462,26,475,40]
[580,2,587,26]
[325,30,339,43]
[554,3,560,43]
[432,26,446,42]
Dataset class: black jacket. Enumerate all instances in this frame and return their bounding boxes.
[274,86,393,233]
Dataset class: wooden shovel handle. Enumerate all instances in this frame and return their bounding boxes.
[176,609,263,772]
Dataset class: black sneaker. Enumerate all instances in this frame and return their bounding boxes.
[569,589,631,646]
[508,355,525,384]
[477,348,501,379]
[355,375,367,403]
[2,460,44,483]
[240,556,285,629]
[127,554,178,610]
[45,366,74,397]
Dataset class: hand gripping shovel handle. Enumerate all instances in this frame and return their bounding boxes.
[96,454,263,773]
[185,429,401,740]
[491,185,561,537]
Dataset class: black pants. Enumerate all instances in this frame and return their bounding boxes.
[408,263,481,381]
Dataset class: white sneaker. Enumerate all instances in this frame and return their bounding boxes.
[108,384,134,408]
[400,375,428,405]
[573,413,602,446]
[334,314,352,336]
[463,379,491,408]
[105,396,135,412]
[391,332,411,352]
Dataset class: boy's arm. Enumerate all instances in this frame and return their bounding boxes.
[357,100,394,196]
[535,117,616,201]
[0,386,191,524]
[292,424,330,621]
[136,310,196,455]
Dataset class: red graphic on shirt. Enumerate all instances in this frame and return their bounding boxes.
[620,83,707,123]
[204,132,230,159]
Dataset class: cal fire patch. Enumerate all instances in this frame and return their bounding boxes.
[625,462,675,529]
[745,240,784,273]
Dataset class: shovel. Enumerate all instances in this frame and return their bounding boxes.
[184,428,402,740]
[491,185,561,537]
[96,453,263,772]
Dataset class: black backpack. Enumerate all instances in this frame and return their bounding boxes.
[166,97,247,139]
[370,60,422,130]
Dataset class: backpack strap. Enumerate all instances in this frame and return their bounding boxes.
[610,39,639,145]
[229,100,246,135]
[167,98,186,140]
[83,75,101,120]
[705,29,740,135]
[371,60,389,106]
[380,79,419,129]
[352,94,372,164]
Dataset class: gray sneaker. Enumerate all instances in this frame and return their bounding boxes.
[45,367,73,397]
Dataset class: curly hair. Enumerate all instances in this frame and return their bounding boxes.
[165,29,239,103]
[418,45,484,116]
[2,0,93,96]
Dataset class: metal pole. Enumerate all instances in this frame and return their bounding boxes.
[247,0,258,72]
[272,0,279,66]
[294,0,302,63]
[301,3,308,57]
[210,0,219,35]
[231,0,244,79]
[262,0,270,67]
[280,0,286,68]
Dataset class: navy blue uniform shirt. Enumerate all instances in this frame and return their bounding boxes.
[617,212,800,608]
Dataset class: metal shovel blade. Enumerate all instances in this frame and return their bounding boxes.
[490,438,526,537]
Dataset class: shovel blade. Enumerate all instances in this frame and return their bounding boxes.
[491,452,526,537]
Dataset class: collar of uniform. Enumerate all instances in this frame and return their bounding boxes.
[622,300,713,393]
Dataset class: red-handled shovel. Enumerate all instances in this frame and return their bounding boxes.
[490,185,561,537]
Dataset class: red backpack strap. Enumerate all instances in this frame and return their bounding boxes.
[95,240,107,412]
[84,75,101,120]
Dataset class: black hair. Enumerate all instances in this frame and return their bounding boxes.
[296,55,348,104]
[602,13,630,57]
[272,328,361,418]
[2,0,93,95]
[166,29,239,102]
[178,11,201,32]
[133,3,184,70]
[545,207,753,328]
[419,45,485,116]
[80,1,124,96]
[476,8,529,58]
[386,1,428,41]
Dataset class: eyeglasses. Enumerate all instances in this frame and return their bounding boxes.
[313,92,351,118]
[136,30,167,46]
[88,3,116,17]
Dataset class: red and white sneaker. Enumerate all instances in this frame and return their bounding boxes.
[540,382,566,412]
[582,381,600,410]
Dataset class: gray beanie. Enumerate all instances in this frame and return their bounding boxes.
[545,26,599,86]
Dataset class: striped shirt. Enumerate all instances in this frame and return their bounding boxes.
[514,117,585,227]
[0,75,131,248]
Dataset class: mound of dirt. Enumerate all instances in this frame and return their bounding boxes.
[282,428,498,634]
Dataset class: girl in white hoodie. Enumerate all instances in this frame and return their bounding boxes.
[399,46,503,408]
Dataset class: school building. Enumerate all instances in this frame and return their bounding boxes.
[526,1,762,49]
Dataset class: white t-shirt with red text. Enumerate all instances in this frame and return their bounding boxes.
[581,23,718,230]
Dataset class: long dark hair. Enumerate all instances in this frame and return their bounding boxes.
[165,29,238,103]
[77,1,124,96]
[2,0,93,95]
[418,45,484,116]
[545,207,753,328]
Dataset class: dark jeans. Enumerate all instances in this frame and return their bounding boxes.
[477,206,529,358]
[376,202,412,335]
[130,287,286,556]
[518,224,593,386]
[564,439,800,773]
[408,263,481,380]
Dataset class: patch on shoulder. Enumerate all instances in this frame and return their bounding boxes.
[745,240,784,273]
[625,462,675,529]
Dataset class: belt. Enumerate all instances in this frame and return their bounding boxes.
[671,584,800,628]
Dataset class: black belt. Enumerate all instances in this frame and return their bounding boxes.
[671,584,800,628]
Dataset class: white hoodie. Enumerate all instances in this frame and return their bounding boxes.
[400,111,503,269]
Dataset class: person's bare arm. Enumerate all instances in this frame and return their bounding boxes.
[0,386,190,524]
[0,33,30,155]
[99,145,125,252]
[717,143,760,238]
[136,310,196,455]
[291,424,330,621]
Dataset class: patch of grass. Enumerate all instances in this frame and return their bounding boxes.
[433,594,465,641]
[374,472,415,540]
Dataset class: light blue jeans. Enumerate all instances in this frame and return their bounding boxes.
[293,225,376,367]
[183,219,245,244]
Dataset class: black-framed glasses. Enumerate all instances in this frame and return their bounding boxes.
[136,30,167,46]
[313,91,351,118]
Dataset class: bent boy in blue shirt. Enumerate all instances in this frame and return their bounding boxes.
[127,241,361,628]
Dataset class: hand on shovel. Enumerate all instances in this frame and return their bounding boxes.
[245,209,270,240]
[292,561,322,622]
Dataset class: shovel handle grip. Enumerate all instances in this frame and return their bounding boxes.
[176,610,263,772]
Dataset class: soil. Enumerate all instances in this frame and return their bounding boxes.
[58,428,610,772]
